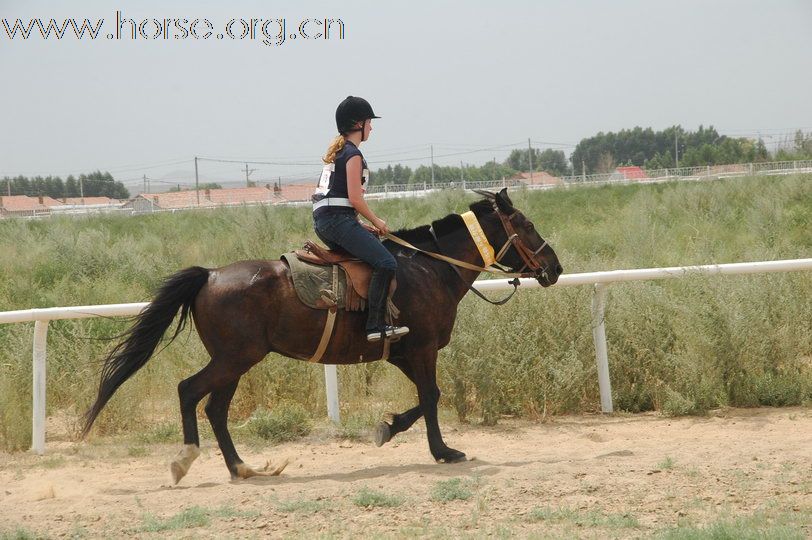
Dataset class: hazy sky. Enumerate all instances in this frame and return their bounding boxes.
[1,0,810,192]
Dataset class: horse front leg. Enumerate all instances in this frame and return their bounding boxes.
[374,356,426,446]
[374,404,422,447]
[411,348,466,463]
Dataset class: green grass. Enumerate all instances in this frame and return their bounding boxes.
[335,410,379,441]
[658,515,806,539]
[126,445,149,457]
[1,174,811,449]
[39,456,66,469]
[658,456,676,470]
[276,498,331,514]
[244,402,311,443]
[430,477,475,502]
[136,505,258,533]
[138,506,210,532]
[135,422,180,444]
[352,487,405,508]
[0,528,42,540]
[528,506,640,529]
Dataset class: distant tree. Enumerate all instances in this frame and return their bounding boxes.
[595,152,616,174]
[537,149,570,176]
[77,171,129,199]
[65,175,79,197]
[572,124,776,173]
[369,164,413,185]
[506,148,569,176]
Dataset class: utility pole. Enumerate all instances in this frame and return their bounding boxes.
[79,175,84,198]
[194,156,200,205]
[244,163,256,187]
[5,177,10,196]
[430,145,435,187]
[582,159,586,182]
[460,161,463,182]
[674,128,679,168]
[528,138,534,184]
[143,174,147,194]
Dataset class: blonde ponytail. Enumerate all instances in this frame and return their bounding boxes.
[323,135,346,164]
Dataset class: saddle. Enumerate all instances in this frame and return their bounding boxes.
[294,241,397,312]
[281,241,400,364]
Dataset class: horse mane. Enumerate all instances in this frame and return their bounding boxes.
[385,198,494,249]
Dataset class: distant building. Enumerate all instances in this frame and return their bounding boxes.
[0,195,66,217]
[122,186,287,213]
[612,166,648,181]
[0,195,126,217]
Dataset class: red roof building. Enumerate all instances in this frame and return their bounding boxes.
[0,195,58,217]
[614,166,648,180]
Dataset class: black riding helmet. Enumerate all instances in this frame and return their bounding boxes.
[335,96,381,135]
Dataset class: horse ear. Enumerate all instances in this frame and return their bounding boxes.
[495,188,514,214]
[472,189,495,199]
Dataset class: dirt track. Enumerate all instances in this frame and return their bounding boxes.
[1,407,810,538]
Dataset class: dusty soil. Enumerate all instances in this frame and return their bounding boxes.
[1,407,810,539]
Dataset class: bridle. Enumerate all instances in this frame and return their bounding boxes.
[383,203,552,305]
[491,202,550,280]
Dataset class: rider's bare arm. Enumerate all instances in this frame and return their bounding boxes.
[346,155,389,234]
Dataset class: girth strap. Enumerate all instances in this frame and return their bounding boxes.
[309,277,340,363]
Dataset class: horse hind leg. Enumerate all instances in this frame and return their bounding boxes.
[170,360,237,484]
[204,378,289,480]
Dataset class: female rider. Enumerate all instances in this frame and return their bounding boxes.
[312,96,409,342]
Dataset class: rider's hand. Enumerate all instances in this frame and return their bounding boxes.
[372,217,390,235]
[361,222,379,235]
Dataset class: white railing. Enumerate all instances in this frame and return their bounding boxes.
[0,303,340,455]
[2,257,811,454]
[364,160,812,195]
[3,160,811,219]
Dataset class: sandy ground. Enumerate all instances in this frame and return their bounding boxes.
[0,407,810,539]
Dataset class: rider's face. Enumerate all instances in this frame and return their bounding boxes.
[362,119,372,141]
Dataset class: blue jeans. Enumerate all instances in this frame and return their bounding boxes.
[313,211,397,271]
[313,210,397,332]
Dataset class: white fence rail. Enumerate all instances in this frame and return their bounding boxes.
[2,160,811,219]
[1,258,811,454]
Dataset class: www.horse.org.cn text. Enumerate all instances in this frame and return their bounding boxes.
[1,10,346,47]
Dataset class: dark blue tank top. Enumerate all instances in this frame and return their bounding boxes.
[313,140,369,217]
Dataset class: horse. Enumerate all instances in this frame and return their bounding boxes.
[81,188,562,483]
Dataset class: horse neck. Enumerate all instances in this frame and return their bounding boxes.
[433,212,502,303]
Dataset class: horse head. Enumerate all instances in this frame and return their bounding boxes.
[473,188,563,287]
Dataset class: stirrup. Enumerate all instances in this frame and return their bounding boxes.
[367,325,410,342]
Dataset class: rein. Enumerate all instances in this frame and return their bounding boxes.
[383,205,547,305]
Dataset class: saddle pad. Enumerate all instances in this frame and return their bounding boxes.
[281,253,350,310]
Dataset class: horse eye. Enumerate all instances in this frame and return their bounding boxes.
[524,222,534,231]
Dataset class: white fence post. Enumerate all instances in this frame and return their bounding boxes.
[591,283,613,413]
[32,320,49,455]
[324,364,340,424]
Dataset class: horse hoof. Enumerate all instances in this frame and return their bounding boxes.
[170,461,187,484]
[437,451,467,464]
[373,422,392,447]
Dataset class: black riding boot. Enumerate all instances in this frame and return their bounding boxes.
[365,267,409,342]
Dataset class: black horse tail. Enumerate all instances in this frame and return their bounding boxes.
[81,266,210,437]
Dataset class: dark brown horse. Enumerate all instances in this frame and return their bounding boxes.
[82,188,562,483]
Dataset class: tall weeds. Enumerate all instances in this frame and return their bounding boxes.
[0,176,809,449]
